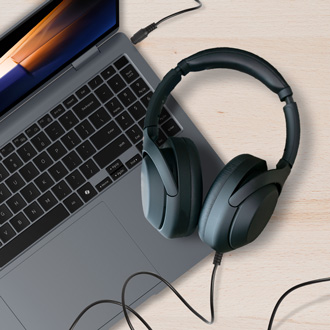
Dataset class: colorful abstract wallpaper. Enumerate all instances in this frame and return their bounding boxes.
[0,0,117,114]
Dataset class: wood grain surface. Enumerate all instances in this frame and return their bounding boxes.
[1,1,330,329]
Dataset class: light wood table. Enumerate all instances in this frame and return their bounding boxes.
[1,1,330,329]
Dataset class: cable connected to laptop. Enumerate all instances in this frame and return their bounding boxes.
[69,251,223,330]
[131,1,203,45]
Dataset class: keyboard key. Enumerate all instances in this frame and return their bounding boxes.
[115,111,134,130]
[0,204,69,268]
[77,183,97,203]
[120,64,139,84]
[38,114,53,128]
[24,202,44,222]
[38,191,58,212]
[0,205,13,225]
[73,94,101,120]
[10,213,30,233]
[51,105,66,118]
[108,74,126,94]
[76,141,96,161]
[0,164,9,182]
[90,121,121,150]
[110,166,128,181]
[76,85,91,99]
[3,153,23,173]
[47,141,67,161]
[131,78,150,97]
[63,94,78,109]
[106,160,123,175]
[19,162,39,183]
[61,130,81,150]
[96,177,112,192]
[63,151,82,171]
[0,223,16,243]
[159,108,171,124]
[1,143,15,158]
[59,111,79,131]
[94,135,132,169]
[17,142,37,162]
[0,183,11,204]
[95,84,114,103]
[52,181,72,201]
[126,125,143,144]
[162,118,181,137]
[118,88,137,107]
[101,65,115,80]
[75,120,95,140]
[13,133,28,148]
[7,193,27,214]
[31,132,51,152]
[88,75,103,90]
[5,173,25,193]
[21,183,41,203]
[89,108,111,129]
[128,101,146,121]
[105,97,124,117]
[65,170,86,190]
[25,124,40,138]
[49,161,69,182]
[33,152,54,172]
[64,193,84,213]
[138,118,145,129]
[141,91,153,108]
[34,172,55,193]
[45,121,65,141]
[80,160,99,179]
[114,56,129,70]
[126,154,142,169]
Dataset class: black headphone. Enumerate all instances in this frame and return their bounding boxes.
[141,48,300,253]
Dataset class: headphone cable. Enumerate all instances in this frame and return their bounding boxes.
[69,251,223,330]
[131,1,203,45]
[268,277,330,330]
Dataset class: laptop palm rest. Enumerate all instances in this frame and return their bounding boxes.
[0,203,159,330]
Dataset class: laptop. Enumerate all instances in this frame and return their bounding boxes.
[0,1,223,329]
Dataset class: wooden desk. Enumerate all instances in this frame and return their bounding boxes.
[1,1,330,329]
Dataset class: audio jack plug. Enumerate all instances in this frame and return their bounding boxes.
[131,1,203,45]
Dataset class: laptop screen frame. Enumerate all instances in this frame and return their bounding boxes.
[0,0,120,119]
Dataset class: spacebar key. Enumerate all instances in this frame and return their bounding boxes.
[94,135,132,169]
[0,205,70,268]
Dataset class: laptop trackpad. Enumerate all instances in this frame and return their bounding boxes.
[0,297,25,330]
[0,203,159,330]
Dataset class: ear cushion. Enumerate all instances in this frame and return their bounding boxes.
[199,154,253,238]
[160,137,202,238]
[182,137,203,235]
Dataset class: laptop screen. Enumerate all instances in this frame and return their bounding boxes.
[0,0,119,118]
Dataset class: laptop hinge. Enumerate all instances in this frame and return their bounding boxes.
[72,45,100,71]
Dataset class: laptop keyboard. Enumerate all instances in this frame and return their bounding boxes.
[0,55,182,268]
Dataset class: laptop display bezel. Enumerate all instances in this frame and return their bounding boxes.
[0,0,120,119]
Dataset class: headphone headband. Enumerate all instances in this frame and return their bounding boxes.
[144,48,300,167]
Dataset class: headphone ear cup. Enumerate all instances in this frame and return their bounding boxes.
[198,154,267,252]
[229,184,279,249]
[141,154,167,230]
[160,137,202,238]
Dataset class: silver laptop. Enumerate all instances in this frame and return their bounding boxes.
[0,1,223,329]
